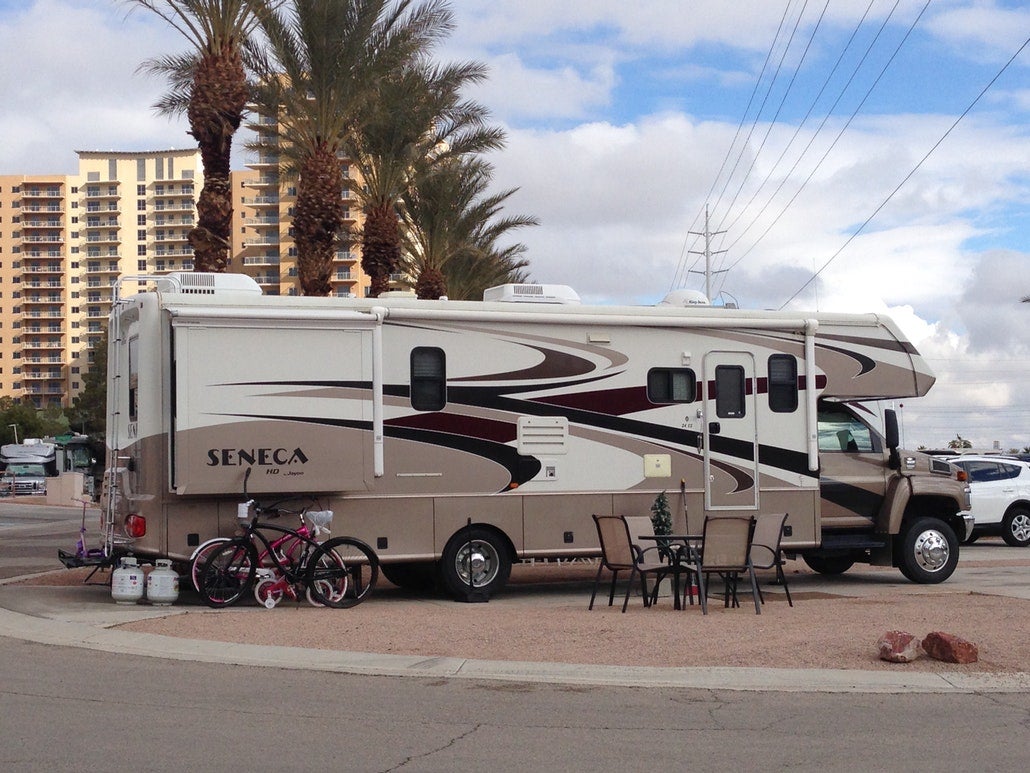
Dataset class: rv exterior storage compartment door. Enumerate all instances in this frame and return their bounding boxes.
[171,317,374,495]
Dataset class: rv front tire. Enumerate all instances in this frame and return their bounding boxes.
[896,517,959,583]
[381,561,438,592]
[802,554,855,575]
[439,526,512,599]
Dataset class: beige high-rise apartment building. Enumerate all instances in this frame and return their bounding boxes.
[0,149,203,409]
[1,137,369,409]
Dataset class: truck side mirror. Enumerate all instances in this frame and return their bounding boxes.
[884,408,900,470]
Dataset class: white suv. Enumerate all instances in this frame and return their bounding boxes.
[945,456,1030,547]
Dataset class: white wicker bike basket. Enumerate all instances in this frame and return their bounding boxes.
[303,510,334,540]
[237,500,256,521]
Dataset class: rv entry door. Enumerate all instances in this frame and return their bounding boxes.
[702,351,759,510]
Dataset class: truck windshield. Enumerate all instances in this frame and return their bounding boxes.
[6,464,46,477]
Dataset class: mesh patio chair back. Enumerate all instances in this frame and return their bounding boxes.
[589,514,683,612]
[594,514,636,570]
[687,515,761,614]
[699,515,754,571]
[750,512,793,607]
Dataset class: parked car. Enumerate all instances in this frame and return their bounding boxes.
[945,456,1030,547]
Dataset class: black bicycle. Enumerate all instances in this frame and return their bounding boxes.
[197,484,378,610]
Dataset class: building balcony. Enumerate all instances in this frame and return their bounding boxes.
[242,196,280,207]
[153,248,194,258]
[242,255,281,266]
[84,186,120,199]
[244,216,280,226]
[22,265,64,274]
[152,202,194,214]
[85,203,121,214]
[251,274,281,285]
[22,235,64,244]
[21,187,63,199]
[22,219,63,229]
[85,234,121,245]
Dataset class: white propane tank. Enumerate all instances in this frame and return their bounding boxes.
[146,559,180,606]
[111,557,144,604]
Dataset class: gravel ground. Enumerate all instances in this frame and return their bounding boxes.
[27,559,1030,674]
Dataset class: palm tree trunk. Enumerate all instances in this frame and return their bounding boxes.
[294,144,344,296]
[187,48,247,272]
[361,201,402,297]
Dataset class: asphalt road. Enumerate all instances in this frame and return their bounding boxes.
[0,500,86,581]
[2,636,1029,772]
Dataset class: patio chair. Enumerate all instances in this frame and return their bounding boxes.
[589,514,683,612]
[750,512,793,607]
[684,515,761,615]
[623,515,686,606]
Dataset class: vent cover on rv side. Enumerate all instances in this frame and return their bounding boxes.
[158,272,263,295]
[483,283,581,304]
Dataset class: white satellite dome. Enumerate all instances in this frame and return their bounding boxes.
[657,289,710,307]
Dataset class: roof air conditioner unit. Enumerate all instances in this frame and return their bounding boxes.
[483,284,581,304]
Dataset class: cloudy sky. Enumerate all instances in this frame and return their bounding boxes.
[1,0,1028,450]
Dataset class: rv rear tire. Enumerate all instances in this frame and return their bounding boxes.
[439,526,512,599]
[896,517,958,583]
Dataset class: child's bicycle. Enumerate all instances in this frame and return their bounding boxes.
[196,480,378,609]
[188,506,336,607]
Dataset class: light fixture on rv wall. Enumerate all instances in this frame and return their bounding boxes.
[657,289,710,307]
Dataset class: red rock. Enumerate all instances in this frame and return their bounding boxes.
[877,630,922,663]
[922,631,978,664]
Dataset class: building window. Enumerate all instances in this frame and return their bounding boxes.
[410,347,446,411]
[646,368,696,404]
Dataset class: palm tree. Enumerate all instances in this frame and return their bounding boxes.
[249,0,451,295]
[401,157,536,299]
[129,0,272,272]
[351,51,505,296]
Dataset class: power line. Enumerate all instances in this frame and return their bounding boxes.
[778,32,1030,308]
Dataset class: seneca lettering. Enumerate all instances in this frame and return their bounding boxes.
[204,448,309,467]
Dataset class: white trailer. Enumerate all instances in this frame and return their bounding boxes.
[102,273,971,596]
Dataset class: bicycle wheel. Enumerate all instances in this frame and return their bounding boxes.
[198,539,257,608]
[304,546,346,607]
[307,537,379,608]
[188,537,232,593]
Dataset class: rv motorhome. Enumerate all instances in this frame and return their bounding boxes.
[100,273,971,597]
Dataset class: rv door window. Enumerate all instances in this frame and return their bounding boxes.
[714,365,746,418]
[410,347,446,411]
[767,354,798,413]
[646,368,696,404]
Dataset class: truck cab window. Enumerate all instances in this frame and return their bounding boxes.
[410,347,446,411]
[647,368,696,403]
[817,405,875,452]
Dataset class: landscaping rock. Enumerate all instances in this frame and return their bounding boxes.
[922,631,978,664]
[877,630,923,663]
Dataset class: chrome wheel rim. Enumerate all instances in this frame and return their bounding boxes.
[913,529,950,573]
[455,540,500,588]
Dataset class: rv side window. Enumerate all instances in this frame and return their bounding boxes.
[646,368,696,404]
[128,335,139,422]
[767,354,798,413]
[410,347,446,411]
[714,365,746,418]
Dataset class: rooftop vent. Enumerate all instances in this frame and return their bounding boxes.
[158,272,263,296]
[483,283,581,305]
